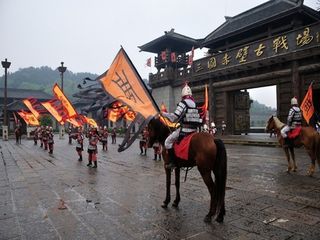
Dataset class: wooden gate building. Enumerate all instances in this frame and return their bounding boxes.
[139,0,320,134]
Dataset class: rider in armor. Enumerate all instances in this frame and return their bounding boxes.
[280,97,302,144]
[161,83,202,169]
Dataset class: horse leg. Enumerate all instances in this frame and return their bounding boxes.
[216,202,226,223]
[289,147,297,172]
[306,151,316,177]
[172,167,180,208]
[161,168,171,208]
[284,147,292,173]
[199,169,215,223]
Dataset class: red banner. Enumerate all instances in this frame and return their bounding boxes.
[42,99,68,125]
[146,57,151,67]
[53,84,77,119]
[23,98,46,119]
[188,46,194,65]
[17,110,39,126]
[171,52,176,63]
[300,84,314,124]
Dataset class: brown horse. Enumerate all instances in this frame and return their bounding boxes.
[147,117,227,223]
[265,116,320,176]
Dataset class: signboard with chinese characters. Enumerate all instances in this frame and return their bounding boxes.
[194,23,320,74]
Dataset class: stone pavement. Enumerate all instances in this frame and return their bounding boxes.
[0,136,320,240]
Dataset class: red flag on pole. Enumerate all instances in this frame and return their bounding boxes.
[146,57,151,67]
[161,51,166,61]
[171,52,176,63]
[188,46,194,65]
[300,83,314,124]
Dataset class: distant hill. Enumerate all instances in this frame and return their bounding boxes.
[0,66,99,100]
[250,100,277,127]
[0,66,151,101]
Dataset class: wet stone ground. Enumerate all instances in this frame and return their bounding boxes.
[0,136,319,240]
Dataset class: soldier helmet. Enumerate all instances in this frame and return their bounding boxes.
[181,83,192,97]
[291,97,298,105]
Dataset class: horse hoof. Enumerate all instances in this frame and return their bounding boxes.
[203,215,212,223]
[172,202,179,208]
[161,203,168,208]
[307,171,314,177]
[216,215,224,223]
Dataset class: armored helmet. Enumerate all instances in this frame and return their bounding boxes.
[291,97,298,105]
[181,83,192,97]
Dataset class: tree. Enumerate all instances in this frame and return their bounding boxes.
[39,115,53,126]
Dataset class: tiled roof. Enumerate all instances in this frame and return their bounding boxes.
[139,29,200,53]
[202,0,312,45]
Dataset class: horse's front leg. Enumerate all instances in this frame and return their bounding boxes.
[289,147,297,172]
[172,167,180,208]
[161,168,171,208]
[306,150,316,177]
[284,147,292,173]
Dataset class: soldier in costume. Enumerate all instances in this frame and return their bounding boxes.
[280,97,302,145]
[100,126,109,151]
[75,127,84,161]
[161,83,202,169]
[42,126,49,150]
[152,141,162,161]
[87,127,99,168]
[139,127,148,155]
[39,126,44,148]
[48,127,54,154]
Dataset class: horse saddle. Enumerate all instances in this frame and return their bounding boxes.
[287,126,302,139]
[173,132,196,161]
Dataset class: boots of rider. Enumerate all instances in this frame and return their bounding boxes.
[153,154,157,161]
[87,160,92,167]
[167,148,176,169]
[78,155,82,161]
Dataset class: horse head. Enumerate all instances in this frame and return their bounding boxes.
[147,116,170,148]
[265,115,275,133]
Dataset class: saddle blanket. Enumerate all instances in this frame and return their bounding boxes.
[173,133,196,161]
[288,126,301,139]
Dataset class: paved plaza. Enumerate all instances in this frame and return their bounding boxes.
[0,135,320,239]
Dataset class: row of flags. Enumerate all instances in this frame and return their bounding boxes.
[146,46,195,67]
[17,83,98,128]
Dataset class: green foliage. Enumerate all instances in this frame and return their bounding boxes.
[39,115,53,126]
[0,66,98,100]
[250,100,276,127]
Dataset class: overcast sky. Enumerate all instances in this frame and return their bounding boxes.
[0,0,318,108]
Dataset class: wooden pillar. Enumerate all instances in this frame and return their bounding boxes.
[292,60,300,101]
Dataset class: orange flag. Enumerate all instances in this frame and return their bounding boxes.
[198,85,208,120]
[23,98,46,119]
[42,99,68,125]
[300,83,314,124]
[84,116,98,128]
[17,111,40,126]
[100,48,159,119]
[67,115,85,127]
[53,83,77,119]
[124,110,136,121]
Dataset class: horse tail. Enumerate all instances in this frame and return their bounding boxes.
[213,138,227,217]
